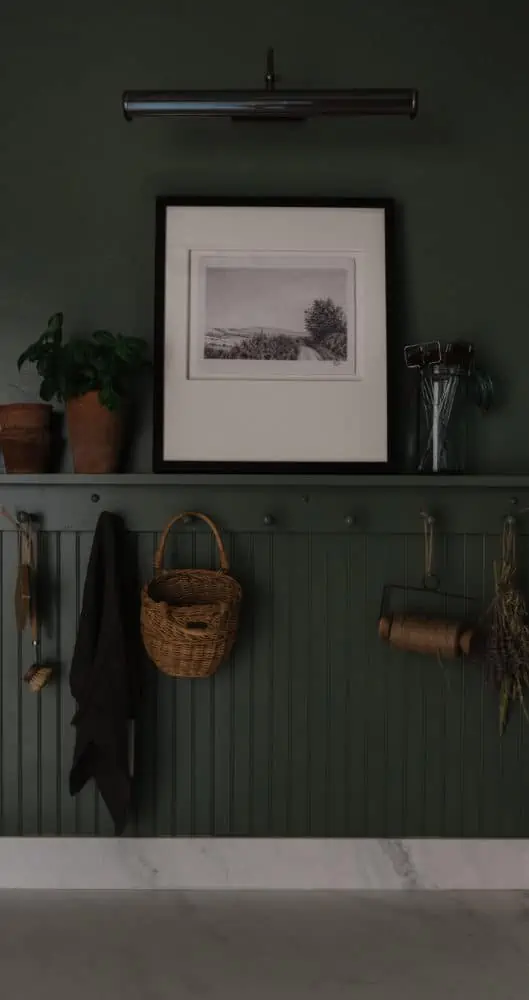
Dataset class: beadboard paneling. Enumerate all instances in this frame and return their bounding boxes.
[0,485,528,836]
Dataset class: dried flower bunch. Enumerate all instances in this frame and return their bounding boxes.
[484,517,529,734]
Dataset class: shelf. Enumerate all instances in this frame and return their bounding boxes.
[1,473,529,489]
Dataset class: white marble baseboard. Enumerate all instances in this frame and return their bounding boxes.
[1,839,529,890]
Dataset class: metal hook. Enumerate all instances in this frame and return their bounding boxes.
[420,510,439,590]
[265,47,276,91]
[504,502,529,526]
[419,510,435,527]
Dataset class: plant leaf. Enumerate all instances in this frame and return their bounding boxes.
[92,330,116,347]
[17,348,30,370]
[47,312,63,334]
[98,386,121,411]
[39,378,56,402]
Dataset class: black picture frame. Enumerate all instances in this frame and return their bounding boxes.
[153,196,393,475]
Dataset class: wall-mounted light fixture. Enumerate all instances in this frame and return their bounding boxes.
[122,49,418,122]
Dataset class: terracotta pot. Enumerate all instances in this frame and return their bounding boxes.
[0,402,51,432]
[66,391,122,474]
[0,403,52,473]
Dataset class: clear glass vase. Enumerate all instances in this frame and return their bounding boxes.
[417,364,468,473]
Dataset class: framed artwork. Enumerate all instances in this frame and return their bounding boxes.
[153,197,392,473]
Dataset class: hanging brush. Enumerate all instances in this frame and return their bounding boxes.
[1,506,34,631]
[17,514,54,693]
[6,511,53,692]
[24,579,54,693]
[15,518,32,632]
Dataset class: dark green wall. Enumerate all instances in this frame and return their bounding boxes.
[2,3,529,837]
[2,0,529,470]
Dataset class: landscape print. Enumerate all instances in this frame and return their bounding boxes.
[189,253,356,380]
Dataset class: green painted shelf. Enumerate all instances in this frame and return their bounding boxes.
[1,473,529,488]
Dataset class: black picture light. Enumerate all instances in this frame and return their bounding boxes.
[122,49,418,122]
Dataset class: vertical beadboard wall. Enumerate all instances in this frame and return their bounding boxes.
[0,480,528,837]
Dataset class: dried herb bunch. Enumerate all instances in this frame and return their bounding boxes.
[485,517,529,734]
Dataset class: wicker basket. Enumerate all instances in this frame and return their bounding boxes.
[141,512,242,678]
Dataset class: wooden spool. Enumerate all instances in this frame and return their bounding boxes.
[378,614,474,658]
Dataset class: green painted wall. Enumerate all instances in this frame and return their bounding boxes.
[2,0,529,471]
[2,2,529,836]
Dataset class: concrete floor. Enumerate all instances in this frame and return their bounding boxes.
[1,891,529,998]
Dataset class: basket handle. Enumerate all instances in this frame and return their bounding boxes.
[154,512,229,573]
[182,603,231,635]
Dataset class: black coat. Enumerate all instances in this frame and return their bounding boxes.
[69,511,138,834]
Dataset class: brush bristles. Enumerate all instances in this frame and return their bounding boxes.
[23,665,53,693]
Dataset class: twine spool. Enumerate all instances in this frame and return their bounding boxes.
[378,614,473,659]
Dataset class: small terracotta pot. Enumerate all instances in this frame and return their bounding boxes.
[66,391,123,474]
[0,403,52,432]
[0,403,52,473]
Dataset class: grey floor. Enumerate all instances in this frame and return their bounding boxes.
[1,891,528,998]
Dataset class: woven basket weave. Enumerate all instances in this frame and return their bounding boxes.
[141,511,242,678]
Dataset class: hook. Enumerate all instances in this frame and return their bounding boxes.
[1,507,36,536]
[420,509,439,590]
[504,503,529,524]
[263,514,275,526]
[265,47,276,91]
[182,514,193,525]
[419,509,435,527]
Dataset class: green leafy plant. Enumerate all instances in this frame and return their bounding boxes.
[17,312,150,411]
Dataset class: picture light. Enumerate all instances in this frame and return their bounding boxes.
[122,49,418,122]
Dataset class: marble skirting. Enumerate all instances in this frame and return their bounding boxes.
[0,839,529,890]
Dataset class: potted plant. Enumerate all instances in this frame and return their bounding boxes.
[17,312,149,473]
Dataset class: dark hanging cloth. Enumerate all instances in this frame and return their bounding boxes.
[69,511,139,835]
